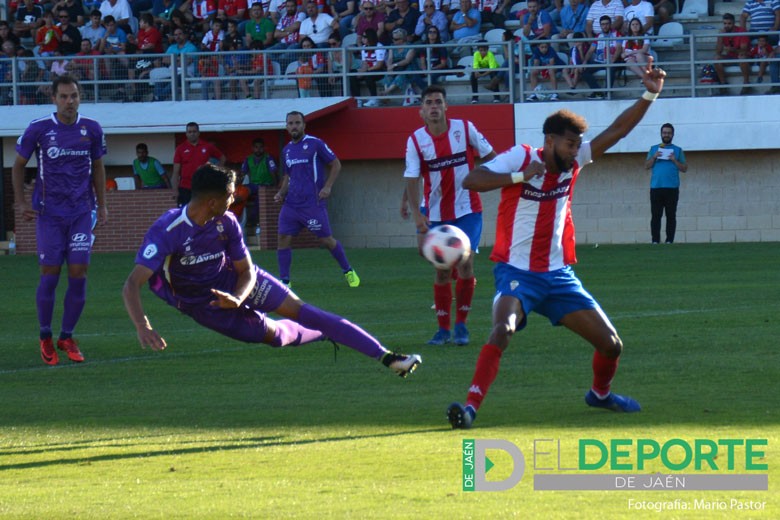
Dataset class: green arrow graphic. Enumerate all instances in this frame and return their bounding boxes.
[485,456,494,474]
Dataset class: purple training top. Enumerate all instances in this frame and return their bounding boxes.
[135,207,250,307]
[281,134,337,208]
[16,113,106,217]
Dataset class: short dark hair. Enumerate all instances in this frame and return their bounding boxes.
[52,74,80,95]
[140,12,154,26]
[103,15,116,24]
[543,109,588,137]
[599,15,611,24]
[661,123,674,134]
[723,13,735,22]
[186,121,199,131]
[90,9,101,17]
[191,164,236,199]
[136,143,148,151]
[252,137,265,145]
[421,84,446,101]
[286,111,305,123]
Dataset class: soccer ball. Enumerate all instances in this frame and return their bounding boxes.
[422,225,471,270]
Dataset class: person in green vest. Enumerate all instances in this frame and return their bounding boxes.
[133,143,170,189]
[241,137,278,228]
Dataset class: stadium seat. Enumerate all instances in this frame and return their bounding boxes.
[484,28,506,53]
[674,0,707,21]
[443,56,473,82]
[343,33,359,49]
[654,22,684,48]
[505,1,527,29]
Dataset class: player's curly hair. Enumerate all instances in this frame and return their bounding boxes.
[543,109,588,137]
[192,164,236,198]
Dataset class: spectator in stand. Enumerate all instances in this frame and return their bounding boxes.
[295,35,326,96]
[416,23,449,85]
[244,2,275,48]
[741,0,780,46]
[526,40,565,100]
[622,0,654,36]
[299,1,338,48]
[353,1,387,43]
[152,26,197,100]
[521,0,558,44]
[564,31,588,89]
[349,27,385,105]
[0,41,15,105]
[385,0,420,43]
[470,41,500,103]
[99,0,134,35]
[249,39,272,98]
[98,15,128,55]
[14,0,45,39]
[218,0,248,25]
[381,28,418,103]
[415,1,449,42]
[582,14,623,98]
[153,0,184,30]
[72,39,103,83]
[137,12,164,53]
[621,17,650,79]
[222,22,252,98]
[326,32,345,95]
[750,34,774,84]
[36,12,63,57]
[585,0,623,39]
[185,0,218,38]
[0,21,22,50]
[479,0,509,30]
[53,0,86,26]
[199,16,224,100]
[57,10,82,55]
[552,0,587,51]
[270,0,305,51]
[713,13,750,95]
[450,0,481,51]
[81,10,106,48]
[162,9,192,44]
[331,0,357,38]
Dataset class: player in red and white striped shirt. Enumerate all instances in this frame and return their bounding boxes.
[447,58,668,429]
[404,85,495,346]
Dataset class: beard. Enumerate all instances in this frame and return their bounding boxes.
[662,136,672,145]
[553,149,571,172]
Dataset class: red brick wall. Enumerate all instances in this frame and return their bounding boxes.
[12,187,319,254]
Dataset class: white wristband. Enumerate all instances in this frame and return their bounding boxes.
[511,172,525,184]
[642,90,659,102]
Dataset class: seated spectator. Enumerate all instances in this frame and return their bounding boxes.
[36,12,63,57]
[622,0,654,37]
[564,31,588,89]
[521,0,558,45]
[162,10,193,45]
[152,26,197,100]
[72,39,103,83]
[621,17,649,79]
[153,0,184,30]
[582,14,623,98]
[223,20,252,98]
[133,143,170,188]
[331,0,357,38]
[53,0,86,27]
[99,0,134,35]
[479,0,509,30]
[381,28,417,103]
[244,2,275,48]
[137,12,164,54]
[218,0,248,25]
[713,13,750,95]
[98,15,128,55]
[585,0,623,39]
[0,21,22,50]
[415,1,449,42]
[741,0,780,46]
[750,34,773,84]
[450,0,480,50]
[769,41,780,93]
[269,0,305,51]
[526,40,565,100]
[299,0,338,48]
[1,41,18,105]
[295,35,325,96]
[199,16,224,99]
[495,28,518,91]
[416,24,448,85]
[56,10,82,55]
[470,41,500,103]
[349,27,385,105]
[186,0,218,38]
[249,39,272,98]
[326,32,345,96]
[81,10,107,48]
[385,0,420,43]
[552,0,587,51]
[14,0,44,40]
[353,1,387,43]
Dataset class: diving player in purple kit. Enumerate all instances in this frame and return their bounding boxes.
[12,75,107,366]
[274,111,361,288]
[122,164,422,378]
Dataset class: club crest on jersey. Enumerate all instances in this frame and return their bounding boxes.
[303,144,309,150]
[80,126,87,136]
[510,280,519,291]
[453,130,462,143]
[216,221,224,233]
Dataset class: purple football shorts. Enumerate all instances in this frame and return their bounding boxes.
[36,211,94,266]
[278,204,333,238]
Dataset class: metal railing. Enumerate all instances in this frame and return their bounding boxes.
[1,30,778,106]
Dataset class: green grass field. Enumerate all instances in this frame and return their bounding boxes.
[1,243,778,519]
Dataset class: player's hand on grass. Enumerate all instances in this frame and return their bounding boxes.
[210,288,242,309]
[137,327,167,351]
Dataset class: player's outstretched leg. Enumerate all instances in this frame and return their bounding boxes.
[381,352,422,378]
[270,319,327,347]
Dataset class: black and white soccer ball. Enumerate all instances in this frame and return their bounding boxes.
[422,225,471,270]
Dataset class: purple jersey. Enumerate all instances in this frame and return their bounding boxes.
[16,113,106,217]
[281,134,338,208]
[135,207,250,307]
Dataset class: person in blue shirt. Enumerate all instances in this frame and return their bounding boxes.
[644,123,687,244]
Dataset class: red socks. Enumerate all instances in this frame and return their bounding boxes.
[466,344,504,410]
[433,282,452,330]
[455,276,476,325]
[591,350,619,397]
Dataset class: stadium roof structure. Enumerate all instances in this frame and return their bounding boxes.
[0,97,354,137]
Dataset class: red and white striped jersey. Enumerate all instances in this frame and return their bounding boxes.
[485,141,593,272]
[404,119,494,222]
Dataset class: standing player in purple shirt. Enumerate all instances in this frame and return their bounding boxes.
[11,75,107,366]
[122,164,422,378]
[273,111,360,288]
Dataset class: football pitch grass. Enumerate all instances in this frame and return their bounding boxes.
[0,243,777,519]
